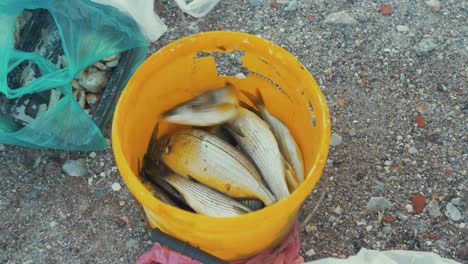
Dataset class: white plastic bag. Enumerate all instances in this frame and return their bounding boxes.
[306,248,461,264]
[90,0,220,42]
[174,0,221,18]
[90,0,167,42]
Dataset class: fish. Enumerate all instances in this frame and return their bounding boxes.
[142,124,192,210]
[162,84,239,127]
[142,180,177,206]
[283,156,298,192]
[238,199,265,211]
[242,89,305,183]
[226,107,290,200]
[159,128,276,205]
[164,173,252,217]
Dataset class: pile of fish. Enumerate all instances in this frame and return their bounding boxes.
[142,84,305,218]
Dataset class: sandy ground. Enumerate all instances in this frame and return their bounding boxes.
[1,0,467,263]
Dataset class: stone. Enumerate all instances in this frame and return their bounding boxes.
[425,0,441,11]
[411,193,426,214]
[416,114,426,128]
[330,133,343,146]
[334,205,343,215]
[366,225,372,231]
[324,11,358,26]
[111,182,122,191]
[426,200,442,218]
[62,159,88,177]
[286,0,298,11]
[382,225,392,235]
[416,102,430,113]
[248,0,263,6]
[49,221,58,227]
[349,129,357,136]
[405,204,414,213]
[125,239,139,249]
[396,25,409,32]
[379,4,393,16]
[367,197,393,210]
[0,144,5,151]
[445,202,462,221]
[408,146,418,154]
[416,39,437,56]
[383,215,395,224]
[119,201,126,207]
[89,152,97,158]
[305,248,317,256]
[450,197,461,206]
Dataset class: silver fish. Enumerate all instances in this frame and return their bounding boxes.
[159,128,276,205]
[226,107,290,200]
[164,173,252,217]
[163,84,239,127]
[242,89,305,183]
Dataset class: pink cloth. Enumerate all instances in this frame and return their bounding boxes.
[137,221,303,264]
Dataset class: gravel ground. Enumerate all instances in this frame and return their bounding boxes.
[1,0,467,263]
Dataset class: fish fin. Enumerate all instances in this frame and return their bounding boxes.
[147,122,160,155]
[239,101,260,116]
[240,89,260,107]
[224,124,245,138]
[255,88,266,107]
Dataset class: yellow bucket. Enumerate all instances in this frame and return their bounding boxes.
[112,31,330,261]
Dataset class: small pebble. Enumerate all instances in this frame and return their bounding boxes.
[100,172,106,177]
[330,133,343,146]
[286,0,297,11]
[366,225,372,231]
[324,11,358,26]
[426,200,442,218]
[88,178,93,185]
[49,221,58,227]
[0,144,5,151]
[247,0,263,6]
[125,239,139,249]
[367,197,393,210]
[349,129,357,136]
[445,202,462,221]
[382,225,392,235]
[397,213,409,221]
[62,159,88,177]
[408,146,418,154]
[416,38,437,56]
[89,152,97,158]
[305,248,316,256]
[459,223,466,228]
[379,4,393,16]
[235,73,246,79]
[450,197,461,206]
[405,204,414,213]
[46,245,52,250]
[334,205,343,215]
[119,201,126,207]
[425,0,441,11]
[396,25,409,32]
[426,241,433,246]
[111,182,122,191]
[305,225,317,233]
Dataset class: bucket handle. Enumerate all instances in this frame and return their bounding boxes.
[149,228,229,264]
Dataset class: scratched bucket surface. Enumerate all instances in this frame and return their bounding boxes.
[112,31,331,261]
